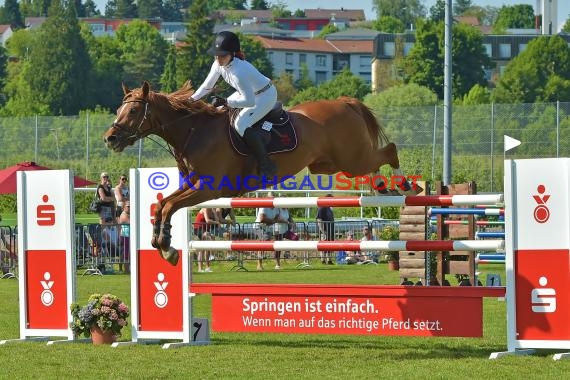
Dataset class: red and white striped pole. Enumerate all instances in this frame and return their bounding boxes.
[189,239,504,252]
[193,194,503,209]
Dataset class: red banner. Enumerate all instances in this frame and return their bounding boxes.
[138,249,184,332]
[25,250,68,329]
[515,249,570,340]
[193,285,505,337]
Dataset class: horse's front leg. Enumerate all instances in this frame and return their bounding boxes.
[157,184,222,266]
[151,189,184,250]
[377,142,423,196]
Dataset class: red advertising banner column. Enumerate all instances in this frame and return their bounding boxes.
[498,158,570,358]
[121,167,193,347]
[0,170,75,344]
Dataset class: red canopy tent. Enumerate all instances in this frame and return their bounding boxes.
[0,161,96,194]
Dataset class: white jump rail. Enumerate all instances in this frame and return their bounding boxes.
[192,194,504,209]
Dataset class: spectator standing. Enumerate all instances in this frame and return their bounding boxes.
[117,201,130,274]
[197,231,214,273]
[97,172,116,225]
[216,207,236,237]
[316,194,335,264]
[255,205,278,271]
[272,207,295,270]
[361,226,377,263]
[114,174,129,218]
[193,208,220,237]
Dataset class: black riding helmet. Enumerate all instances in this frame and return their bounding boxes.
[207,31,240,56]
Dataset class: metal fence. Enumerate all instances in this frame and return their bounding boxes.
[0,102,568,192]
[0,219,403,278]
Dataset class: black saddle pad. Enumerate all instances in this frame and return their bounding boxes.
[229,111,298,156]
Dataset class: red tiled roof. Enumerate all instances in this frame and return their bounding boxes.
[254,36,372,53]
[0,25,10,33]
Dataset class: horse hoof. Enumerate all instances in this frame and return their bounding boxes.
[397,181,423,196]
[160,247,179,266]
[151,235,159,249]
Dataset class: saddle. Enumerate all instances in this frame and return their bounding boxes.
[228,102,298,156]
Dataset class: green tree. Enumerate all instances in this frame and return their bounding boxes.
[176,0,215,88]
[493,36,570,103]
[562,17,570,33]
[453,0,472,16]
[372,0,425,29]
[138,0,162,19]
[403,21,491,100]
[83,0,100,16]
[461,5,495,26]
[81,26,124,110]
[429,0,445,22]
[5,0,92,115]
[317,24,338,38]
[373,16,405,33]
[273,71,297,105]
[105,0,137,18]
[492,4,534,33]
[461,83,491,105]
[363,83,437,148]
[115,20,169,89]
[1,0,25,29]
[271,1,291,18]
[160,45,178,92]
[294,63,313,91]
[250,0,269,10]
[288,68,370,106]
[208,0,246,11]
[162,0,189,21]
[19,0,51,17]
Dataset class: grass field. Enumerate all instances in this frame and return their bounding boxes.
[1,261,569,379]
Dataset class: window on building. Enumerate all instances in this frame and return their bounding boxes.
[483,43,492,57]
[499,43,511,59]
[384,42,395,57]
[403,42,414,56]
[286,53,293,65]
[268,52,273,61]
[299,54,307,64]
[295,24,308,31]
[359,55,371,70]
[518,43,528,54]
[316,55,327,67]
[359,72,371,83]
[315,71,327,83]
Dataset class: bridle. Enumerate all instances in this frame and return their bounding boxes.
[112,96,199,174]
[113,99,151,142]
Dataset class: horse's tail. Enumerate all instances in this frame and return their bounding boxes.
[338,97,389,150]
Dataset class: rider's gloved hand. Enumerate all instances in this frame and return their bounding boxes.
[211,96,227,108]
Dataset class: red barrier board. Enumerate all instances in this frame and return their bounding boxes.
[138,249,184,332]
[193,284,505,337]
[515,249,570,341]
[25,250,68,329]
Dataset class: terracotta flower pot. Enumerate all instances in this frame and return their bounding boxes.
[90,326,116,345]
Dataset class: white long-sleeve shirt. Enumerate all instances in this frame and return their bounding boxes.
[191,58,271,109]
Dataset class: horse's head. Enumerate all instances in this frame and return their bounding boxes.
[103,81,153,152]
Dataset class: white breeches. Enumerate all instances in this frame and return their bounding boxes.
[231,85,278,137]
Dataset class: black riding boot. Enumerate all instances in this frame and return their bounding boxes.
[243,128,277,178]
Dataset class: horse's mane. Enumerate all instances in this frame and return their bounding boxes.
[134,81,225,117]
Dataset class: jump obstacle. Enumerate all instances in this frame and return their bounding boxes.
[3,158,570,360]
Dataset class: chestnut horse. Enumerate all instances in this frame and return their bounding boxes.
[103,81,419,265]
